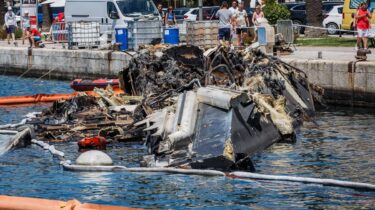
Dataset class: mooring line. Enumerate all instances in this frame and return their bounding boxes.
[29,136,375,191]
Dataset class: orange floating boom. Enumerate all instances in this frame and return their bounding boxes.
[0,195,141,210]
[0,90,124,106]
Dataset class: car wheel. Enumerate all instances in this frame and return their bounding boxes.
[326,22,339,35]
[292,20,304,34]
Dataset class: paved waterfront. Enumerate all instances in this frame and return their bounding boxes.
[1,40,375,62]
[283,46,375,61]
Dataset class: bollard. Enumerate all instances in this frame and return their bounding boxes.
[318,51,322,59]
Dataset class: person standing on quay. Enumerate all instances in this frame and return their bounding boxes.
[229,0,238,14]
[21,11,30,45]
[252,5,264,42]
[234,2,249,46]
[216,1,233,43]
[165,6,177,26]
[4,6,18,46]
[355,2,371,50]
[157,4,165,26]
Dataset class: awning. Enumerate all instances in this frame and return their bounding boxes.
[40,0,55,5]
[50,0,64,7]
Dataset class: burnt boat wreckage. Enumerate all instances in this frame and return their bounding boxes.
[120,45,322,171]
[18,45,322,172]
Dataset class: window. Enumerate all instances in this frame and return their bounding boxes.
[323,4,341,13]
[338,7,343,14]
[22,0,36,4]
[350,0,375,9]
[350,0,365,9]
[370,0,375,9]
[107,2,117,18]
[116,0,157,16]
[293,5,305,10]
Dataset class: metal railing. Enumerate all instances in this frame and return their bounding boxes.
[51,22,69,43]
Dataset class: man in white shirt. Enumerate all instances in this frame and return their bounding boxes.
[4,7,18,46]
[216,1,233,42]
[234,2,249,46]
[229,1,238,14]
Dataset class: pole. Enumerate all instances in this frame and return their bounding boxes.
[198,0,203,21]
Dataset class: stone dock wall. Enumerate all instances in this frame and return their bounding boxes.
[0,47,130,80]
[283,58,375,107]
[1,47,375,107]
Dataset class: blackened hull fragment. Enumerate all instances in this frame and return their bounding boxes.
[190,102,281,171]
[232,103,281,155]
[191,103,233,170]
[285,72,316,118]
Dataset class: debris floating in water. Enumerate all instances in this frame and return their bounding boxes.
[20,44,323,172]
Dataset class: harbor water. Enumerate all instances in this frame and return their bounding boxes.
[0,75,374,209]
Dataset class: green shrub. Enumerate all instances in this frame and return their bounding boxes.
[0,27,24,39]
[263,0,291,25]
[0,29,6,39]
[15,28,23,39]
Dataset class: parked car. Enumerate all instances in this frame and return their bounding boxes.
[282,2,301,10]
[184,6,219,21]
[174,7,190,20]
[65,0,160,36]
[290,1,343,33]
[323,5,343,34]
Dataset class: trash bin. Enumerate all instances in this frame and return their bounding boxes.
[164,27,179,45]
[115,28,128,51]
[257,27,267,46]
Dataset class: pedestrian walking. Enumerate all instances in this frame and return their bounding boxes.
[355,2,371,50]
[252,5,264,42]
[4,7,18,46]
[229,1,238,14]
[157,4,165,25]
[21,11,30,45]
[216,1,233,42]
[234,2,249,46]
[165,6,177,26]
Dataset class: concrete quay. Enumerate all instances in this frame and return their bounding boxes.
[0,46,130,79]
[283,47,375,107]
[0,45,375,107]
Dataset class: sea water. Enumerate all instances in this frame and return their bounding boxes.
[0,75,374,209]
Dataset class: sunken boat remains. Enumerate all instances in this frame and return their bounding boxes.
[19,45,322,172]
[121,45,321,171]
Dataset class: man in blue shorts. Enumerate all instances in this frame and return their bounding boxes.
[4,7,18,46]
[215,1,233,42]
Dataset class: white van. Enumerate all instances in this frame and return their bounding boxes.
[65,0,160,35]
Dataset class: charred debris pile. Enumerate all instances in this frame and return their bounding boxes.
[29,45,323,171]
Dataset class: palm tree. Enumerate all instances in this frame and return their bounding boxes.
[0,0,6,25]
[305,0,324,37]
[41,2,52,31]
